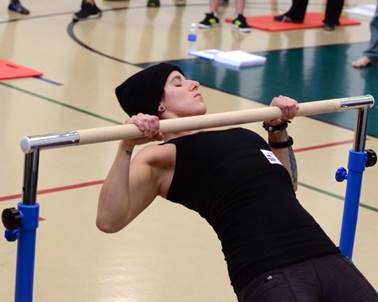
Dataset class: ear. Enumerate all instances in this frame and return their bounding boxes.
[158,104,166,113]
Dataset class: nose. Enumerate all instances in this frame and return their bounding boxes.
[189,80,200,90]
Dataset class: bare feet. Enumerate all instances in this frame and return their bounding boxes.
[352,56,373,68]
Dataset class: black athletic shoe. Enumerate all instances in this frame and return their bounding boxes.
[198,12,219,29]
[73,1,102,22]
[147,0,160,7]
[323,23,335,31]
[232,14,251,32]
[8,1,30,15]
[274,14,303,23]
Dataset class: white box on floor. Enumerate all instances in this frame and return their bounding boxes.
[189,49,266,68]
[345,4,376,17]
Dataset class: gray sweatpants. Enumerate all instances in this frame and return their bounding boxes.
[364,2,378,61]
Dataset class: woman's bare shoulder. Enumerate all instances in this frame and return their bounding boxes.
[133,143,175,165]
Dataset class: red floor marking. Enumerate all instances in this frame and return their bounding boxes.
[293,139,354,152]
[0,193,21,202]
[0,180,104,202]
[0,139,355,203]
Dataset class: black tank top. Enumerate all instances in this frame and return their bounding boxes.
[165,128,339,292]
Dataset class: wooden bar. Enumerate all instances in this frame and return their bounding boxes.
[20,95,375,153]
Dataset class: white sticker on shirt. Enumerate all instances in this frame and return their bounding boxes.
[260,149,283,165]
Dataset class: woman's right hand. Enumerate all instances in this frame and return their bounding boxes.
[121,114,164,150]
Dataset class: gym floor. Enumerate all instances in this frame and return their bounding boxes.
[0,0,377,301]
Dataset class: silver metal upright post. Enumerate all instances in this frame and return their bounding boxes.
[22,150,40,205]
[353,107,369,152]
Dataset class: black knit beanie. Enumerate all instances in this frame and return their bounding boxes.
[115,63,184,117]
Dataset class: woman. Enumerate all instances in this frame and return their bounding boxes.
[98,63,378,301]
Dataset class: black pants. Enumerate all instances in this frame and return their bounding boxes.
[284,0,344,25]
[236,254,378,302]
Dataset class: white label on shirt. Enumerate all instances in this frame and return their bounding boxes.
[260,149,283,165]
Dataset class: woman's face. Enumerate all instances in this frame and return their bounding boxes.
[160,71,207,117]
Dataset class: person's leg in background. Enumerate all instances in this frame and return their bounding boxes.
[323,0,345,31]
[147,0,160,7]
[274,0,309,23]
[198,0,250,32]
[352,3,378,67]
[198,0,220,29]
[73,0,102,22]
[8,0,29,15]
[232,0,251,32]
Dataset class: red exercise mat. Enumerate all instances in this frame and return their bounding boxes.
[0,60,42,80]
[226,12,360,31]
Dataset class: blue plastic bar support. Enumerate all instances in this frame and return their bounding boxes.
[339,107,369,259]
[15,203,39,302]
[339,151,367,259]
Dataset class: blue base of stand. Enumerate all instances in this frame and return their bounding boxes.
[15,202,39,302]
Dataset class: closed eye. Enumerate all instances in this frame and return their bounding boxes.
[173,78,182,86]
[168,73,186,87]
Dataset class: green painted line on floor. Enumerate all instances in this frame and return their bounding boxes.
[299,182,378,213]
[0,82,122,125]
